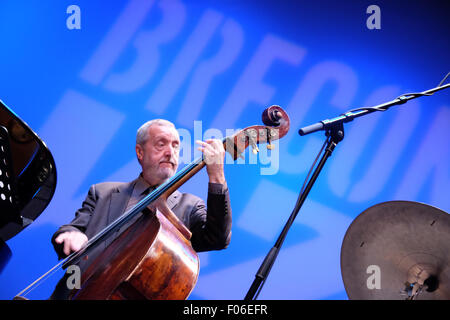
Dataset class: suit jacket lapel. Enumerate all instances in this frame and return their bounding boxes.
[166,190,181,210]
[107,178,182,229]
[107,179,137,225]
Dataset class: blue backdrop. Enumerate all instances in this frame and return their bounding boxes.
[0,0,449,300]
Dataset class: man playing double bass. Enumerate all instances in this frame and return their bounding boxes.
[50,119,232,299]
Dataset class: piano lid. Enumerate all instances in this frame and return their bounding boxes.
[0,100,57,241]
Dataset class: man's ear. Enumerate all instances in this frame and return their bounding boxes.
[136,144,143,162]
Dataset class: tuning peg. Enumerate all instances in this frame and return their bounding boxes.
[246,130,259,154]
[249,139,259,154]
[249,138,259,154]
[265,128,276,151]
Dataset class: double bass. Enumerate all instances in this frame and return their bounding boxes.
[16,106,290,300]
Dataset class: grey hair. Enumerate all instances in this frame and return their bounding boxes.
[136,119,176,145]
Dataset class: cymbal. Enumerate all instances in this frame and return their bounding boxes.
[341,201,450,300]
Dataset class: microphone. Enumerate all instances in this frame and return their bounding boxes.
[298,113,350,136]
[298,122,324,136]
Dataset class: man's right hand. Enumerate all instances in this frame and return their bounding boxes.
[54,231,88,256]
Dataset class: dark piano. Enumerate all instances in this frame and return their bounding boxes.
[0,99,57,271]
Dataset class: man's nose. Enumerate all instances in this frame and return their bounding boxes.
[163,144,178,159]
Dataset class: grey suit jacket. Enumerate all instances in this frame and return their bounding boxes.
[51,178,232,266]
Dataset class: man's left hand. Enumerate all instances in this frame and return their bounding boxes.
[197,139,226,184]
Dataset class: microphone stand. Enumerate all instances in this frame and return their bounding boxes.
[244,81,450,300]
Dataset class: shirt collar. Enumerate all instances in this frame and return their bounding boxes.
[135,173,154,196]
